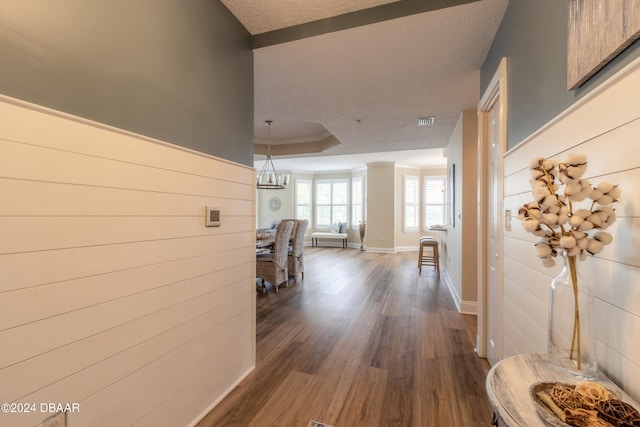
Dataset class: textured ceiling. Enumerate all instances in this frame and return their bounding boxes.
[223,0,508,170]
[220,0,401,34]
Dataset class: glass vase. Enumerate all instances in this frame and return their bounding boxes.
[547,250,597,379]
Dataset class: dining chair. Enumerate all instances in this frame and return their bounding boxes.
[256,220,294,293]
[287,219,308,284]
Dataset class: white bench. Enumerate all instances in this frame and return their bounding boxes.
[310,232,348,248]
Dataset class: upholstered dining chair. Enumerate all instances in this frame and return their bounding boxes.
[287,219,308,284]
[256,220,294,293]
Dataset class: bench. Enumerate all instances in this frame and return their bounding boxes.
[310,232,348,248]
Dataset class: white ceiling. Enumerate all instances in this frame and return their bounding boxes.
[255,147,447,174]
[221,0,508,171]
[220,0,402,34]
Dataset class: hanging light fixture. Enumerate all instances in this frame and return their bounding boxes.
[256,120,289,190]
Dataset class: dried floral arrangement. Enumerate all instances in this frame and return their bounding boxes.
[534,381,640,427]
[518,153,620,266]
[518,153,620,369]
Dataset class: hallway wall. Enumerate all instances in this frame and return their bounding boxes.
[0,0,254,165]
[0,97,256,426]
[443,110,479,313]
[502,57,640,401]
[482,0,640,151]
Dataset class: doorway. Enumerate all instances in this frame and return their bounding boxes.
[476,58,507,366]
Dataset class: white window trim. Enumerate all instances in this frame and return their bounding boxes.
[403,175,419,232]
[423,175,447,231]
[295,179,312,222]
[351,176,364,230]
[315,178,349,229]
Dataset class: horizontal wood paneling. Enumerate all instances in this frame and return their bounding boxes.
[589,256,640,316]
[503,58,640,402]
[0,249,252,331]
[0,96,255,427]
[0,178,254,216]
[504,119,640,212]
[1,291,252,427]
[504,238,559,301]
[503,297,546,356]
[598,341,640,401]
[0,233,253,292]
[87,312,253,427]
[504,59,640,176]
[596,299,640,366]
[166,353,254,427]
[0,216,252,254]
[0,139,254,200]
[0,99,254,186]
[505,115,640,177]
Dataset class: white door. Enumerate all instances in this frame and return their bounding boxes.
[477,58,507,366]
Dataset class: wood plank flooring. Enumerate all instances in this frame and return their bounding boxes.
[197,248,493,427]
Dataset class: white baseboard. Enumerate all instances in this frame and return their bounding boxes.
[460,300,478,315]
[440,265,478,315]
[395,246,418,252]
[189,365,255,427]
[365,246,419,253]
[365,246,396,253]
[440,266,461,312]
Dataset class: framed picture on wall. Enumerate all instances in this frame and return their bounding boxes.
[448,163,455,228]
[567,0,640,89]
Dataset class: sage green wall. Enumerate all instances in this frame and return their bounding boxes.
[482,0,640,150]
[0,0,254,165]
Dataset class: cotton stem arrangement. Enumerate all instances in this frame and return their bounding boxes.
[518,153,620,368]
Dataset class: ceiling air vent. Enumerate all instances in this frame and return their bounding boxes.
[417,116,436,126]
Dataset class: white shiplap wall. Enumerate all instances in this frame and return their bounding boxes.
[503,57,640,402]
[0,96,256,427]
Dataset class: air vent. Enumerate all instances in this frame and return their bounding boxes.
[417,116,436,126]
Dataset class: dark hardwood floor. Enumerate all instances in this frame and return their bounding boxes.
[197,247,493,427]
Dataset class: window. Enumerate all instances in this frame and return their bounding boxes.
[403,175,419,232]
[295,179,312,222]
[351,176,364,229]
[315,179,348,228]
[423,176,446,229]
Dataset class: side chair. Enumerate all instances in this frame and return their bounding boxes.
[256,220,294,293]
[287,219,308,284]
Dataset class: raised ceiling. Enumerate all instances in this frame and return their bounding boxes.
[220,0,508,171]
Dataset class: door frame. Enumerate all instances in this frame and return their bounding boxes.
[476,57,507,360]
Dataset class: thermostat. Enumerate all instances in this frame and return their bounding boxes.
[205,207,220,227]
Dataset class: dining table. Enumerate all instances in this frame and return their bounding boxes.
[256,235,275,254]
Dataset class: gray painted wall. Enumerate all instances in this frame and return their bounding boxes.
[0,0,254,166]
[481,0,640,150]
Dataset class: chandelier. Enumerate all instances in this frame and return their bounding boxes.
[256,120,289,190]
